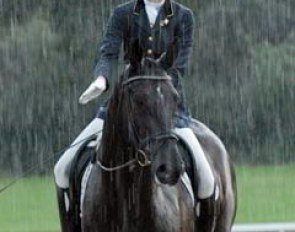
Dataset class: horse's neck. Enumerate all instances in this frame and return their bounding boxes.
[97,120,154,225]
[98,113,132,167]
[93,84,158,228]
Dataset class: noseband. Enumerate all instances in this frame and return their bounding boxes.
[97,75,178,172]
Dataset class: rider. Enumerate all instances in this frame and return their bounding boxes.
[54,0,218,231]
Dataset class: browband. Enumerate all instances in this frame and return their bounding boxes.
[122,75,171,86]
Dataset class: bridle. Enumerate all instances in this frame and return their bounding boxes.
[97,75,179,172]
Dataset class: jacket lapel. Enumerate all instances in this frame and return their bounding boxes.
[133,0,174,16]
[133,0,151,33]
[133,0,174,33]
[151,0,174,33]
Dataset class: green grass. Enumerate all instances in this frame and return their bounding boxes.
[0,165,294,231]
[0,177,60,232]
[236,165,295,223]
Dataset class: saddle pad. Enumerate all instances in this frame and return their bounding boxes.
[174,127,215,200]
[86,140,97,148]
[80,163,93,217]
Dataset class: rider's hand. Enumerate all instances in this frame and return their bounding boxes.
[79,76,107,105]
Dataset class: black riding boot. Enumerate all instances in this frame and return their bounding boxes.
[56,186,76,232]
[197,192,218,232]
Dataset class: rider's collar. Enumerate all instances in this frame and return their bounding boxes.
[133,0,173,17]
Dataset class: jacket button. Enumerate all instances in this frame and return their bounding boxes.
[148,36,153,42]
[147,49,153,55]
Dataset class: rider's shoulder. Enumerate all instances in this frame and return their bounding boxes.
[172,2,194,16]
[112,1,134,15]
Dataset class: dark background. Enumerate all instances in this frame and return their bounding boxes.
[0,0,294,175]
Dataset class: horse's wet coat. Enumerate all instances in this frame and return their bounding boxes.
[81,58,237,232]
[153,173,195,231]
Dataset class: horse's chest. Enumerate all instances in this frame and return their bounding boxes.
[152,176,195,231]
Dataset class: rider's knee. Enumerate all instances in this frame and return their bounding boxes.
[54,158,70,188]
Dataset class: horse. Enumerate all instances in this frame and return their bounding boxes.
[80,57,237,232]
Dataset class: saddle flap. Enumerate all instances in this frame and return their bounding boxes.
[68,136,97,224]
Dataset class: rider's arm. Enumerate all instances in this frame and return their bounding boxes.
[167,9,195,88]
[79,7,124,105]
[94,7,124,83]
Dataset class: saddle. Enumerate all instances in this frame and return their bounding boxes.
[67,135,96,232]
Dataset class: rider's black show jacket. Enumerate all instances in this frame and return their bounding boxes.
[94,0,195,90]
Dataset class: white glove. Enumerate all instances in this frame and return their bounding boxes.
[79,76,107,104]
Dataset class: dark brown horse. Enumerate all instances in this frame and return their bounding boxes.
[81,57,237,232]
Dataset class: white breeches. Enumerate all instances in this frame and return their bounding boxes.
[173,128,215,199]
[54,118,104,188]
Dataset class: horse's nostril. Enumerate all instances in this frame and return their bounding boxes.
[157,164,167,174]
[156,164,181,185]
[156,164,169,184]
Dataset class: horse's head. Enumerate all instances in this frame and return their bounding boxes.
[119,54,184,185]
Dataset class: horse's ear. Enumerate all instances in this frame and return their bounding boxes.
[129,40,143,68]
[156,52,167,65]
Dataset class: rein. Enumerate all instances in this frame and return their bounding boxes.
[96,149,150,172]
[0,132,101,194]
[96,132,179,172]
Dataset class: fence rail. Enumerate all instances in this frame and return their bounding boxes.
[233,223,295,232]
